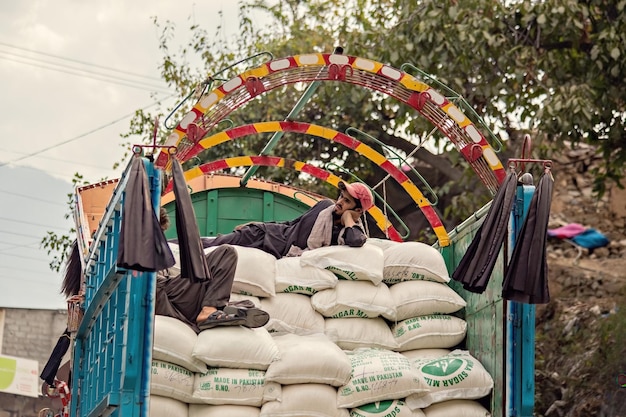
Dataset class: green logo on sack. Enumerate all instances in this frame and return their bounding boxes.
[420,358,474,388]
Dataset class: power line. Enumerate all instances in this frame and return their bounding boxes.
[0,230,51,240]
[0,252,49,263]
[0,189,65,206]
[0,53,173,95]
[0,216,69,231]
[0,41,165,82]
[0,148,112,170]
[0,94,175,168]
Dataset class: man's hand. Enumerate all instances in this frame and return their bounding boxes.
[341,210,360,227]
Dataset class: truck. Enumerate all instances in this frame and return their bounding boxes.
[61,51,541,417]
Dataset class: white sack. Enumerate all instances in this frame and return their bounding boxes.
[350,399,426,417]
[406,350,494,409]
[261,384,350,417]
[400,349,451,361]
[337,348,429,408]
[265,333,351,387]
[261,293,325,334]
[422,399,491,417]
[300,243,384,285]
[389,281,466,321]
[383,242,450,284]
[391,315,467,351]
[153,315,208,373]
[275,256,338,295]
[149,395,188,417]
[188,404,260,417]
[324,318,397,351]
[312,281,395,320]
[193,368,281,406]
[194,327,280,370]
[150,360,195,403]
[205,245,276,298]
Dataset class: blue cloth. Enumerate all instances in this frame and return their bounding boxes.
[570,228,609,249]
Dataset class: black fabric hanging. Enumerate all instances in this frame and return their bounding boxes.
[40,329,71,386]
[451,171,518,293]
[502,170,554,304]
[171,158,211,282]
[117,156,175,272]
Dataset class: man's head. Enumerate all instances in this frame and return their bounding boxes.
[335,181,374,216]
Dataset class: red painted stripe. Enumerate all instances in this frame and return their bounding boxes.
[494,167,507,184]
[229,124,259,139]
[301,163,331,180]
[333,133,360,149]
[281,120,309,133]
[386,227,403,242]
[201,160,229,172]
[251,156,283,166]
[380,160,409,183]
[422,206,444,228]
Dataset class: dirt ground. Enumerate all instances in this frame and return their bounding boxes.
[533,144,626,416]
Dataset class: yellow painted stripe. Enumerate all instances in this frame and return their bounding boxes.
[369,207,390,233]
[241,65,270,80]
[199,131,231,150]
[433,226,450,247]
[326,174,343,188]
[183,166,204,182]
[228,156,253,168]
[306,124,336,140]
[356,143,387,165]
[404,182,428,207]
[398,74,429,92]
[255,121,283,133]
[292,161,306,170]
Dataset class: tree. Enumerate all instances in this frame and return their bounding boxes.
[45,0,626,260]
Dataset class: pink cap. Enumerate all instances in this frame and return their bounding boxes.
[339,181,374,211]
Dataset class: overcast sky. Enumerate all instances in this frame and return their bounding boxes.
[0,1,248,309]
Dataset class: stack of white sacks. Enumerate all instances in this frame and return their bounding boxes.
[149,240,494,417]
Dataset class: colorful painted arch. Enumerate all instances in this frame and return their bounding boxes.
[155,53,506,192]
[165,156,449,245]
[165,120,446,239]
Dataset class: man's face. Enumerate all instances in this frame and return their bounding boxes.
[334,190,359,215]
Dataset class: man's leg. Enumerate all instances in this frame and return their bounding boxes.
[197,244,238,319]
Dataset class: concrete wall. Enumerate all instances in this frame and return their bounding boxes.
[0,308,68,417]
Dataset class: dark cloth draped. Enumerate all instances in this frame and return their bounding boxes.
[40,329,71,386]
[117,156,175,272]
[451,171,518,293]
[502,171,554,304]
[171,159,211,282]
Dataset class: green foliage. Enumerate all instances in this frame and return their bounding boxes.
[44,0,626,270]
[41,173,87,272]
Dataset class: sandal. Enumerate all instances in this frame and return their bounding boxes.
[223,305,270,328]
[197,309,244,330]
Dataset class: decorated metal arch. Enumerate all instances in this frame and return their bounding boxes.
[154,53,506,193]
[165,120,448,245]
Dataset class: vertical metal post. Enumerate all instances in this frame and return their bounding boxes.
[506,184,536,417]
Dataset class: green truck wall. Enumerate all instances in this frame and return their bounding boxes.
[441,215,505,417]
[162,188,312,239]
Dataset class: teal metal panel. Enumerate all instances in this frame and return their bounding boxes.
[507,184,536,417]
[71,158,158,417]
